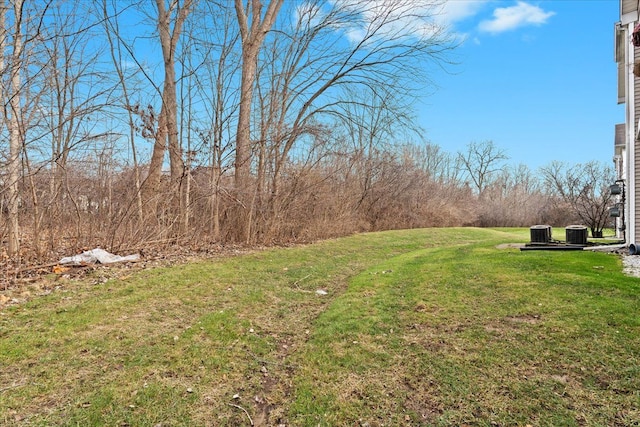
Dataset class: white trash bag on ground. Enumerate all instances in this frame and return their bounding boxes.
[60,248,140,265]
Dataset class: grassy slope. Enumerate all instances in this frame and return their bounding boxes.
[1,228,639,426]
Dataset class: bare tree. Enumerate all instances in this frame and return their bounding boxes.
[541,160,615,237]
[233,0,283,241]
[2,0,24,256]
[334,85,414,216]
[260,0,454,190]
[205,20,240,240]
[36,3,113,249]
[102,0,143,224]
[407,142,463,184]
[181,1,240,240]
[0,0,49,256]
[143,0,193,228]
[249,0,455,239]
[457,140,509,196]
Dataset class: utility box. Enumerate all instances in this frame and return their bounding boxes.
[530,225,552,243]
[566,225,588,245]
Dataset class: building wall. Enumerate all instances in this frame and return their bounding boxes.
[619,0,637,244]
[627,41,640,243]
[614,1,640,244]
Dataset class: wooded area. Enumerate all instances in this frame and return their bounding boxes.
[0,0,615,271]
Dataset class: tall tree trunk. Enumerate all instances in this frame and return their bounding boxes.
[23,149,41,256]
[144,102,168,214]
[233,0,283,242]
[210,166,221,238]
[144,0,192,224]
[235,48,256,195]
[7,0,24,256]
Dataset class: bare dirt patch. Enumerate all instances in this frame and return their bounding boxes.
[505,314,541,325]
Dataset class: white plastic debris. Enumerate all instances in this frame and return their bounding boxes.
[315,289,328,296]
[59,248,140,265]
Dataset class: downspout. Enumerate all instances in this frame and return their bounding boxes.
[628,19,637,249]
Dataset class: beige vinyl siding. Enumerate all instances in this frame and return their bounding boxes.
[623,0,638,15]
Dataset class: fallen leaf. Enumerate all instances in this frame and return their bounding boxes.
[53,265,70,274]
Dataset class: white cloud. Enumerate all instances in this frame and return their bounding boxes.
[437,0,489,26]
[433,0,489,44]
[478,1,555,34]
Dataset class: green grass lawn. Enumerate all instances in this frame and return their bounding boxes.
[1,228,639,426]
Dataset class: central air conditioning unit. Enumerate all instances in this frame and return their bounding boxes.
[566,225,588,245]
[530,225,552,244]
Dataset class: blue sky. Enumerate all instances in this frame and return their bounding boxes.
[419,0,622,170]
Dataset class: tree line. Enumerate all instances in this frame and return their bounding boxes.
[0,0,615,266]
